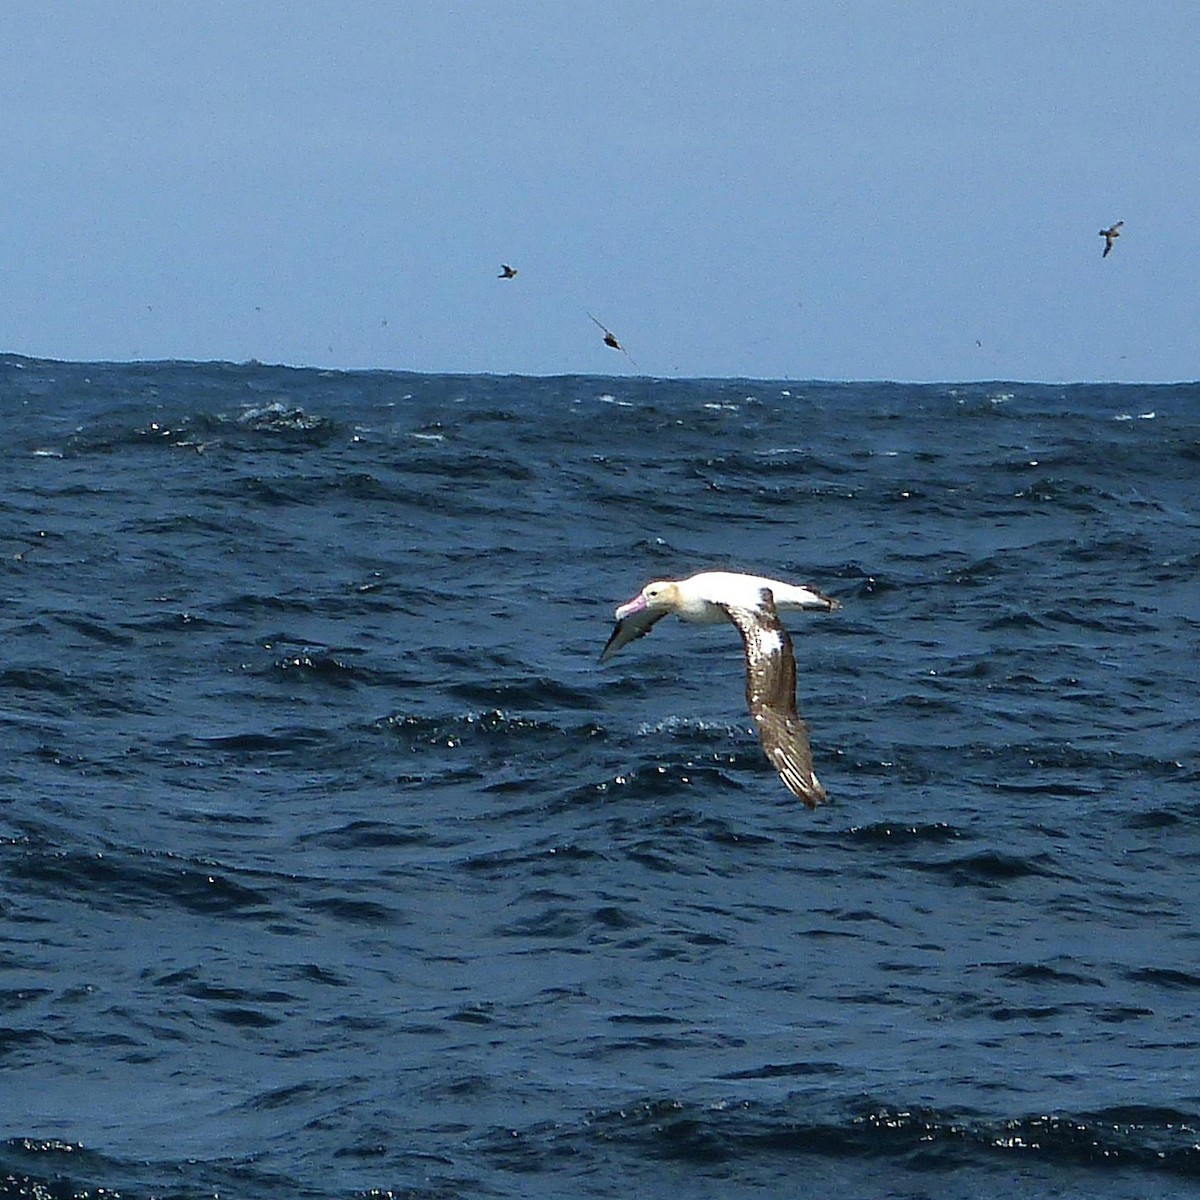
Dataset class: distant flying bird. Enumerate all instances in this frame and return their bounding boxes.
[498,264,518,279]
[600,570,839,807]
[1099,221,1124,258]
[587,311,638,367]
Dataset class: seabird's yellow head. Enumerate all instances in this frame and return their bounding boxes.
[616,580,680,620]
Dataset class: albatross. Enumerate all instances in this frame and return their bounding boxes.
[600,570,838,807]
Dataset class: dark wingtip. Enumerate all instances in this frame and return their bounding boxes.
[598,622,624,663]
[788,773,827,808]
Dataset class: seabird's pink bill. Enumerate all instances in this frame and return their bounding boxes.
[600,570,838,807]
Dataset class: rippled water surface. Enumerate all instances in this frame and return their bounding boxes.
[2,358,1199,1198]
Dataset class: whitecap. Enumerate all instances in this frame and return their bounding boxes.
[637,716,742,738]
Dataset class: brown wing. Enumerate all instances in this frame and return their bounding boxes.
[723,590,827,808]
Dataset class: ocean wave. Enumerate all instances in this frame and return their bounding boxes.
[472,1097,1200,1181]
[10,848,273,918]
[379,709,594,749]
[47,403,343,458]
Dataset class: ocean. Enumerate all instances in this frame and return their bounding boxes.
[1,356,1197,1199]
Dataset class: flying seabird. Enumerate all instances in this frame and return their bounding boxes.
[600,570,838,807]
[587,312,638,367]
[1099,221,1124,257]
[499,264,518,279]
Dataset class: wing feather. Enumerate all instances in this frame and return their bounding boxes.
[599,607,668,662]
[722,590,827,808]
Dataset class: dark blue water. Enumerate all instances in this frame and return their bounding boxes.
[2,356,1198,1199]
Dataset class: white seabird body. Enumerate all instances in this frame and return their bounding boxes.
[600,570,838,807]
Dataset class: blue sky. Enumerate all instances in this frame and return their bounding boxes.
[2,2,1197,381]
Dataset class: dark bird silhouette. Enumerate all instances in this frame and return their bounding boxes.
[587,312,638,367]
[1100,221,1124,258]
[498,264,518,279]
